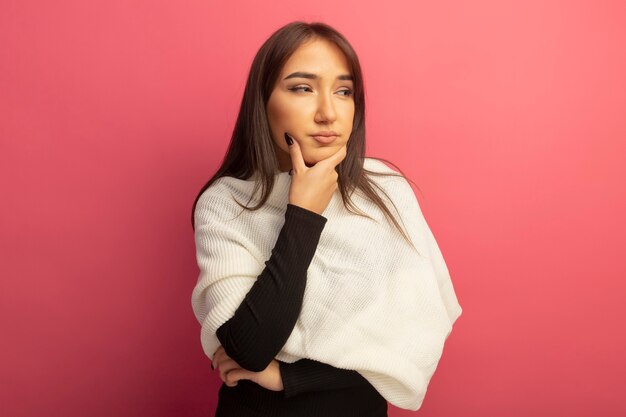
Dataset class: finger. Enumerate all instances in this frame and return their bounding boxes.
[213,345,222,359]
[284,132,307,173]
[219,359,241,386]
[222,368,238,386]
[225,368,249,386]
[212,346,224,371]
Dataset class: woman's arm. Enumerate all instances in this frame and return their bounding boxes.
[215,203,327,372]
[206,203,372,396]
[278,358,371,398]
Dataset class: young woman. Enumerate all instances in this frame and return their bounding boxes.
[191,21,462,417]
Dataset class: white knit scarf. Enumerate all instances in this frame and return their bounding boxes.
[191,157,462,411]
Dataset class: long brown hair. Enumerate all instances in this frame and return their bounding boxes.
[191,21,422,252]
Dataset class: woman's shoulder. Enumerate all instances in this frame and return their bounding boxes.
[363,157,398,174]
[194,177,251,227]
[363,157,411,190]
[362,157,420,209]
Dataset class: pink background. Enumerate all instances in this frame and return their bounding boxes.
[2,1,625,416]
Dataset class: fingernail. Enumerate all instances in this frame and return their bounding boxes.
[211,364,214,370]
[284,132,293,146]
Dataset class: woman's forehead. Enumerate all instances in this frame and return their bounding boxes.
[281,40,351,79]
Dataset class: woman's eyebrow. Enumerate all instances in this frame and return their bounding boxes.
[283,71,353,81]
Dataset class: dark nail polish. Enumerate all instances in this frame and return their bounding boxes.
[284,132,293,146]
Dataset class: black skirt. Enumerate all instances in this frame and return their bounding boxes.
[215,378,388,417]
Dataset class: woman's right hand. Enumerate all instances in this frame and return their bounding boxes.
[284,132,347,215]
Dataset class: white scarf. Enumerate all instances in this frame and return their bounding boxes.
[191,157,462,410]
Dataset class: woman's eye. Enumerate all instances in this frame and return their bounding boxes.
[288,87,353,96]
[289,86,312,93]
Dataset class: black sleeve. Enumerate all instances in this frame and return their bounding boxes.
[278,358,371,398]
[215,203,327,372]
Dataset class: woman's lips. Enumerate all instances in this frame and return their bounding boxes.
[311,135,338,144]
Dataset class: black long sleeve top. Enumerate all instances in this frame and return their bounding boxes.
[212,204,388,417]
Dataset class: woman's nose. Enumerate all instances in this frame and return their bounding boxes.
[314,92,337,123]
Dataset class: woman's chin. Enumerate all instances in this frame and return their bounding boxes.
[302,148,332,167]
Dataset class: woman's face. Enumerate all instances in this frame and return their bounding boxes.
[266,38,355,171]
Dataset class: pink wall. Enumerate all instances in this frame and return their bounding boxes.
[2,1,625,416]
